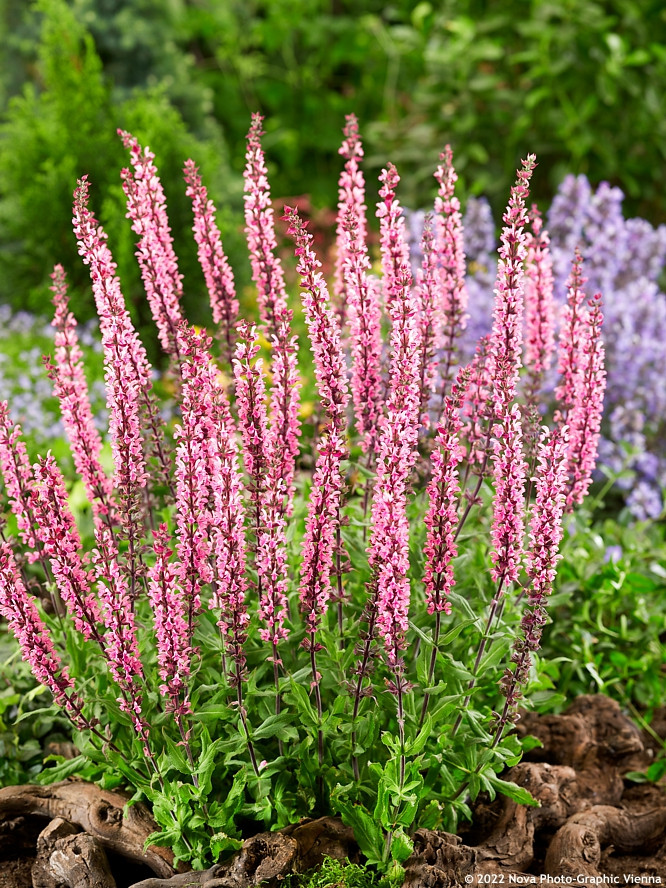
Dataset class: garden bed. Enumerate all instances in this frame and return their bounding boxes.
[0,696,664,887]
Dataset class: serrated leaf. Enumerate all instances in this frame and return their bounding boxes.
[252,712,299,741]
[487,774,540,806]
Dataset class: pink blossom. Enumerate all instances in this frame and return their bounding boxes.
[0,403,39,557]
[285,207,350,641]
[368,173,422,672]
[72,177,151,501]
[0,542,88,730]
[147,524,192,715]
[333,114,367,330]
[32,455,102,640]
[377,164,412,312]
[255,471,290,648]
[415,216,439,427]
[423,374,468,615]
[173,325,219,627]
[244,115,301,509]
[500,427,569,707]
[489,404,527,587]
[489,156,536,409]
[565,294,606,510]
[45,265,116,527]
[523,206,555,380]
[233,323,270,542]
[434,146,468,392]
[91,524,150,746]
[342,200,382,453]
[460,336,493,468]
[119,131,184,359]
[184,160,238,365]
[554,249,588,412]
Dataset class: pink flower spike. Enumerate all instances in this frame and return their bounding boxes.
[147,524,193,715]
[377,163,412,312]
[565,293,606,510]
[244,115,301,510]
[333,114,368,330]
[523,206,555,383]
[243,114,290,338]
[233,322,271,544]
[0,542,88,731]
[554,248,588,413]
[489,156,537,410]
[423,373,468,615]
[119,130,185,360]
[489,403,527,589]
[500,427,569,708]
[434,146,468,394]
[32,454,102,641]
[184,160,238,365]
[285,206,350,641]
[416,216,439,428]
[46,265,116,528]
[0,402,40,558]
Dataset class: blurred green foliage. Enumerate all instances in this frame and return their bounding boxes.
[2,0,666,337]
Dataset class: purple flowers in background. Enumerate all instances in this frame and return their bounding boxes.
[409,175,666,519]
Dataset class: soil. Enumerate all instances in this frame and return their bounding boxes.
[0,695,664,887]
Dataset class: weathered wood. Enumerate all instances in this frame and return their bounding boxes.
[0,782,176,878]
[49,833,117,888]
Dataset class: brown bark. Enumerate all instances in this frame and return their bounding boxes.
[0,781,176,878]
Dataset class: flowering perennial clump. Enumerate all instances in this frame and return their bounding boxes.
[0,118,606,873]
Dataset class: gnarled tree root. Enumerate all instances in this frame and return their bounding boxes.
[0,780,176,878]
[545,804,666,876]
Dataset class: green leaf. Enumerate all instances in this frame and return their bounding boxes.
[390,827,414,864]
[36,755,88,785]
[252,712,299,741]
[334,798,383,866]
[487,774,540,807]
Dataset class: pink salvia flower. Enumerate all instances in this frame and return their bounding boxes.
[119,130,184,359]
[243,114,290,335]
[45,265,116,527]
[179,330,248,683]
[523,206,555,381]
[32,455,102,640]
[489,404,527,588]
[0,542,88,730]
[333,114,367,330]
[91,524,151,748]
[233,323,271,543]
[500,427,569,708]
[147,524,192,715]
[489,156,536,408]
[377,163,412,311]
[368,207,422,674]
[434,146,468,393]
[244,115,301,509]
[173,325,219,628]
[343,207,383,454]
[423,373,468,615]
[72,177,151,498]
[285,207,350,643]
[565,294,606,510]
[0,403,40,558]
[184,160,238,365]
[255,471,290,648]
[460,336,493,468]
[416,216,439,427]
[554,249,588,413]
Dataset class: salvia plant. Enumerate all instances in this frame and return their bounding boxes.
[0,114,606,877]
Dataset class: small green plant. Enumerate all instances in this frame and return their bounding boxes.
[284,856,392,888]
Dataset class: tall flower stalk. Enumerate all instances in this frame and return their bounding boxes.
[523,206,555,402]
[244,115,301,511]
[333,114,368,331]
[434,146,468,399]
[119,131,184,365]
[285,206,350,771]
[45,265,116,530]
[184,160,238,366]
